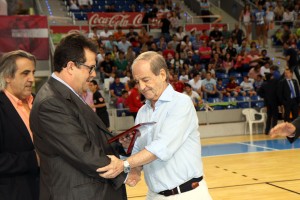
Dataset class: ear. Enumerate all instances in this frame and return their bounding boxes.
[66,61,75,74]
[5,76,11,84]
[159,69,167,82]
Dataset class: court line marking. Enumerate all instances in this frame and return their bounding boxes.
[235,142,280,151]
[202,140,293,157]
[266,182,300,195]
[269,179,300,183]
[203,150,275,157]
[209,178,300,190]
[202,142,283,157]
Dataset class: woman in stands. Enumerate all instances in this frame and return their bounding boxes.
[222,52,234,74]
[175,26,186,41]
[170,52,184,74]
[169,11,180,33]
[181,35,193,52]
[240,4,252,42]
[111,44,119,61]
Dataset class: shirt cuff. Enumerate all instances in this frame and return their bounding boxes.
[287,133,296,138]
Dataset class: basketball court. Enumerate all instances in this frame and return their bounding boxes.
[126,135,300,200]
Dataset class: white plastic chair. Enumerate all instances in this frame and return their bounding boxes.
[242,108,266,135]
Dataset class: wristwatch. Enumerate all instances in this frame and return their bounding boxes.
[123,160,131,173]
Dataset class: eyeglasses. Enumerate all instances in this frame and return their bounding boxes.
[77,62,96,74]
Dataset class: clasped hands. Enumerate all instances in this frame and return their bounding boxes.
[96,131,142,187]
[96,155,141,187]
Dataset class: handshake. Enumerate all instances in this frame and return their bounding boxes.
[97,130,143,187]
[125,167,142,187]
[96,155,142,187]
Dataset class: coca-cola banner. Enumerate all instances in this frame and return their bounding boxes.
[88,12,145,28]
[0,16,49,60]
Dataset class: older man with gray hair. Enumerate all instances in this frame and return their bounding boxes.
[0,50,39,200]
[97,51,212,200]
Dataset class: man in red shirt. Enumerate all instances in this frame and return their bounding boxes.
[172,74,185,93]
[162,43,175,60]
[127,80,143,120]
[198,40,212,68]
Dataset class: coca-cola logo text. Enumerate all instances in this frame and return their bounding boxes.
[88,13,144,28]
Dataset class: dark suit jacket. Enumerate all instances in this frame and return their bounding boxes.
[0,92,39,200]
[30,77,127,200]
[258,78,279,106]
[277,78,300,105]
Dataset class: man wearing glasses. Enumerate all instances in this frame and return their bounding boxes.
[30,33,137,200]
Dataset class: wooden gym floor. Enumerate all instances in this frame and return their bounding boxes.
[126,135,300,200]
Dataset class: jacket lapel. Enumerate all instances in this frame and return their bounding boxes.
[0,92,33,145]
[48,77,113,140]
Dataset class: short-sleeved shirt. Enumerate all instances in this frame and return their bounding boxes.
[189,79,202,91]
[240,81,254,91]
[93,90,107,113]
[110,82,125,97]
[253,10,266,25]
[202,78,216,92]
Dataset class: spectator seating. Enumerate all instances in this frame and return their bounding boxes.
[236,96,251,109]
[250,95,265,108]
[68,0,149,20]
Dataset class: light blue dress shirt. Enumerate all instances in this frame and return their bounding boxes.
[132,84,203,193]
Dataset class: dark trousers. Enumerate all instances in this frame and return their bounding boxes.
[265,104,278,134]
[283,99,299,122]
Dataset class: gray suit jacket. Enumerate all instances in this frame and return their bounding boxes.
[30,77,127,200]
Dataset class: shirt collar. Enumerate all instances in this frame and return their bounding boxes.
[51,72,82,100]
[4,89,33,107]
[145,84,174,108]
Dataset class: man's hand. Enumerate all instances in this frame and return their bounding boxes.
[126,168,141,187]
[270,122,296,138]
[96,155,124,179]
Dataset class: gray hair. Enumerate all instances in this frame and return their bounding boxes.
[131,51,170,82]
[0,50,36,91]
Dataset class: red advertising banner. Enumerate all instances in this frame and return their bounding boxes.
[50,26,89,34]
[87,12,145,28]
[0,16,49,60]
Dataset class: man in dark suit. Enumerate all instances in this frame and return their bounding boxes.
[0,50,39,200]
[277,68,300,122]
[258,73,280,134]
[30,33,139,200]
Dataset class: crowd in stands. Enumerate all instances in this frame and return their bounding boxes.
[241,0,300,48]
[68,0,300,117]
